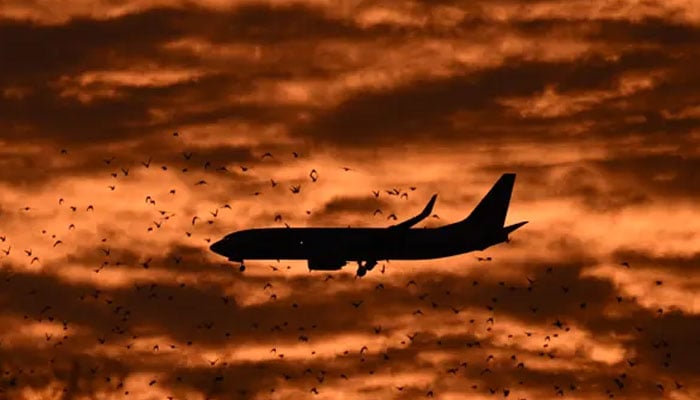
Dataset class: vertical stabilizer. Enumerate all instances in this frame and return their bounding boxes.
[462,173,515,228]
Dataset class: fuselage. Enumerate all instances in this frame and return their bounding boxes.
[210,223,504,262]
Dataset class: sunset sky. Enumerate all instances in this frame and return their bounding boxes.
[1,1,699,399]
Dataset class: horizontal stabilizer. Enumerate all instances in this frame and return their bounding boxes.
[391,194,437,230]
[504,221,528,234]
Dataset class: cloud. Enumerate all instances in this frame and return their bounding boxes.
[1,0,700,398]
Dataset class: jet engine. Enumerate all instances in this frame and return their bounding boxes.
[307,259,346,271]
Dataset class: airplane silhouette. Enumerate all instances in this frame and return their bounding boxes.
[210,173,527,276]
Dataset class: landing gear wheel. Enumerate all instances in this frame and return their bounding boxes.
[356,266,367,277]
[365,260,377,271]
[239,264,246,272]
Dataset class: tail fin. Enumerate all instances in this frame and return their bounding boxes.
[462,173,516,228]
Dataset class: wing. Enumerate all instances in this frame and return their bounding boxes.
[389,194,437,230]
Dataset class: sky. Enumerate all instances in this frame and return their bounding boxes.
[1,0,699,399]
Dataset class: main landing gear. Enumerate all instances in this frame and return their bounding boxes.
[356,260,378,278]
[229,258,245,272]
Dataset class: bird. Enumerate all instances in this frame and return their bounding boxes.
[261,152,273,159]
[309,169,318,182]
[372,190,379,198]
[141,157,152,168]
[290,185,301,194]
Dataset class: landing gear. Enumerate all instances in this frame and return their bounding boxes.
[239,263,246,272]
[355,260,377,277]
[365,260,377,271]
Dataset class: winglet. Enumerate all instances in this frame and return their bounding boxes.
[391,194,438,229]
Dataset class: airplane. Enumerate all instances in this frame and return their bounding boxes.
[210,173,527,277]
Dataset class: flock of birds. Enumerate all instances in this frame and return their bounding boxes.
[0,131,692,399]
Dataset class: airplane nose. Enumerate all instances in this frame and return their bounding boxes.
[210,240,226,256]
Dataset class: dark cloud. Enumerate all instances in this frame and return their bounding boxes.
[593,154,700,199]
[296,48,693,148]
[310,195,390,224]
[611,248,700,274]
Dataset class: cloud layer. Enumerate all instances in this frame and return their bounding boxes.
[1,1,699,399]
